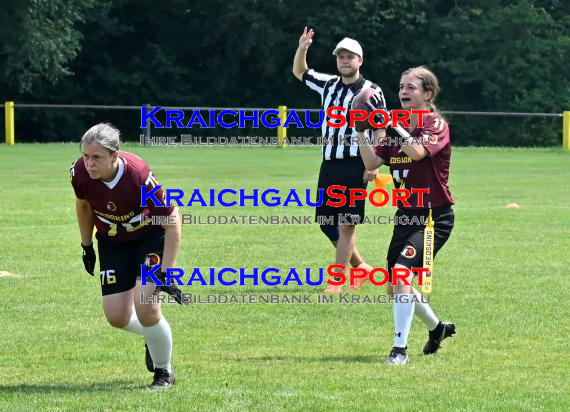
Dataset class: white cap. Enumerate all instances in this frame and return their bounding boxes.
[332,37,363,57]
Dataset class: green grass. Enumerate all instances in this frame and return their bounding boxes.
[0,144,569,411]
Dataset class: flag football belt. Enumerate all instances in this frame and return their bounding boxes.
[422,209,434,294]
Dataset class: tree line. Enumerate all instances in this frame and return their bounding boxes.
[1,0,568,146]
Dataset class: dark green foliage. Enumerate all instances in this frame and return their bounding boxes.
[0,0,567,145]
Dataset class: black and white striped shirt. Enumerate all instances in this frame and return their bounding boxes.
[303,69,386,161]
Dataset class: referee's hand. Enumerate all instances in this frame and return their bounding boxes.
[81,243,96,276]
[363,169,377,184]
[299,27,314,50]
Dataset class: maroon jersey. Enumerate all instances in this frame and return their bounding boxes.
[70,151,174,241]
[375,113,454,209]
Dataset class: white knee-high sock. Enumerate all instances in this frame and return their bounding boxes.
[393,293,415,348]
[142,317,172,372]
[122,311,144,335]
[412,289,439,331]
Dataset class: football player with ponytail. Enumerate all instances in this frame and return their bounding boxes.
[359,67,456,364]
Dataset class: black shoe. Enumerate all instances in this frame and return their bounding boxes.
[385,347,409,365]
[145,343,154,372]
[423,322,456,355]
[149,368,176,390]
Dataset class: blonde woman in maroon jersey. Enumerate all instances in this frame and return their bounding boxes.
[71,123,183,388]
[359,67,456,365]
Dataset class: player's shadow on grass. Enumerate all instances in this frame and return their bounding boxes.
[0,380,143,393]
[235,354,384,363]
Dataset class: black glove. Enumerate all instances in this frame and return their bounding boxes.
[366,89,388,125]
[388,123,411,139]
[366,89,385,111]
[81,243,96,276]
[154,272,189,305]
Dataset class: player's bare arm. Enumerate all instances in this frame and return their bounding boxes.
[400,137,428,161]
[292,27,314,80]
[362,130,384,182]
[357,130,385,170]
[161,207,182,269]
[76,197,95,246]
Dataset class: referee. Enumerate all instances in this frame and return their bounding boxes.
[292,27,386,292]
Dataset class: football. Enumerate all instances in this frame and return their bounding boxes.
[351,87,376,130]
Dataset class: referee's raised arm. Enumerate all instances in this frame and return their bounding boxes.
[293,27,314,80]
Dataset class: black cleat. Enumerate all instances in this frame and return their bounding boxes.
[423,322,456,355]
[149,368,176,390]
[385,347,409,365]
[145,343,154,372]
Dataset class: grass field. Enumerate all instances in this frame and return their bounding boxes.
[1,143,569,411]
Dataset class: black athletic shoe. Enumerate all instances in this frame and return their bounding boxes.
[423,322,456,355]
[145,343,154,372]
[149,368,176,390]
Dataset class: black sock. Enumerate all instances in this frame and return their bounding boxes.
[393,346,407,355]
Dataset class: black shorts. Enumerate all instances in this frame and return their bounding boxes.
[386,206,454,278]
[315,157,367,226]
[96,229,165,296]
